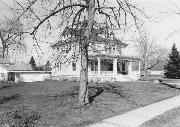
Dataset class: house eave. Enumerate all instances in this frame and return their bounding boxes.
[51,36,128,48]
[8,70,52,73]
[89,54,141,61]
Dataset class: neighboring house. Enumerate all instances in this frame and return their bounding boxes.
[0,58,12,81]
[51,35,141,82]
[148,70,164,75]
[8,64,51,82]
[146,60,166,76]
[0,59,51,82]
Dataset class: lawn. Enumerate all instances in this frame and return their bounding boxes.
[141,106,180,127]
[0,80,180,127]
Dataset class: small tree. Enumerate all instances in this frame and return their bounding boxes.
[44,61,51,71]
[36,61,51,71]
[164,43,180,79]
[29,56,36,71]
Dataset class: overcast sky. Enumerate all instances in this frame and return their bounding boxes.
[0,0,180,61]
[136,0,180,49]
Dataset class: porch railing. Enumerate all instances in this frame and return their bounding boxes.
[89,71,114,75]
[100,71,114,75]
[90,71,98,75]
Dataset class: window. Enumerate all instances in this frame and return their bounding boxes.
[72,62,76,71]
[89,59,98,71]
[1,73,5,77]
[58,63,61,70]
[104,46,109,52]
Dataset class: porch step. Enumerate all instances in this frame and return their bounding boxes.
[117,75,134,82]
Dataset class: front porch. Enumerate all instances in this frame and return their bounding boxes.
[88,55,141,82]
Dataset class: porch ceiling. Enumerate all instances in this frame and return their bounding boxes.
[89,54,141,61]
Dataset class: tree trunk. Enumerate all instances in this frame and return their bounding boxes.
[2,46,6,58]
[79,42,89,106]
[0,37,6,58]
[143,59,147,80]
[78,0,95,106]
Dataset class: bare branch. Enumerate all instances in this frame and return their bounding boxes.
[30,3,88,35]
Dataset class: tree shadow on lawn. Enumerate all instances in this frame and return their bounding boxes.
[0,82,25,90]
[88,83,139,106]
[0,94,20,104]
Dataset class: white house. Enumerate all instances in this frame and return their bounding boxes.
[51,35,141,82]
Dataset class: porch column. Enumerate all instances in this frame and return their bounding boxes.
[97,57,101,76]
[128,61,132,74]
[113,58,117,75]
[138,61,141,72]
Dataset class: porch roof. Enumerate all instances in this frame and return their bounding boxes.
[89,54,141,61]
[51,36,128,48]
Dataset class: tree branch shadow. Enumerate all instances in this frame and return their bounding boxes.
[0,94,20,104]
[88,83,140,106]
[89,86,104,104]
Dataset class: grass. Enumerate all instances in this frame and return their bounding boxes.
[0,80,180,127]
[141,106,180,127]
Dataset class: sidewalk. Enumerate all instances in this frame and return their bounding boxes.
[87,95,180,127]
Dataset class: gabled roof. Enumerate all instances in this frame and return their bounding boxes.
[51,36,128,48]
[51,37,78,48]
[8,64,33,71]
[0,58,11,64]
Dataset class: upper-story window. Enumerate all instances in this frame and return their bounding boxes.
[117,45,122,55]
[90,42,124,55]
[55,62,61,70]
[72,62,76,71]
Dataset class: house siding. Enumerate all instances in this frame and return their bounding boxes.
[51,37,140,82]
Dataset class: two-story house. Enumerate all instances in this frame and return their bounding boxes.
[51,34,141,82]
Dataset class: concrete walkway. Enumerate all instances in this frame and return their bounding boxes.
[87,95,180,127]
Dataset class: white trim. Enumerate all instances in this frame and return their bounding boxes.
[8,71,51,73]
[97,57,101,76]
[113,59,117,75]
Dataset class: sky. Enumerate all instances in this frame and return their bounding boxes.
[123,0,180,56]
[137,0,180,48]
[1,0,180,62]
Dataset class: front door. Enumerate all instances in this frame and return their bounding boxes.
[8,72,15,81]
[117,61,128,75]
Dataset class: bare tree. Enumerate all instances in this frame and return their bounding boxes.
[136,30,168,79]
[0,17,25,58]
[13,0,145,106]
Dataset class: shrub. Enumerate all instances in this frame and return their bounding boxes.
[0,107,41,127]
